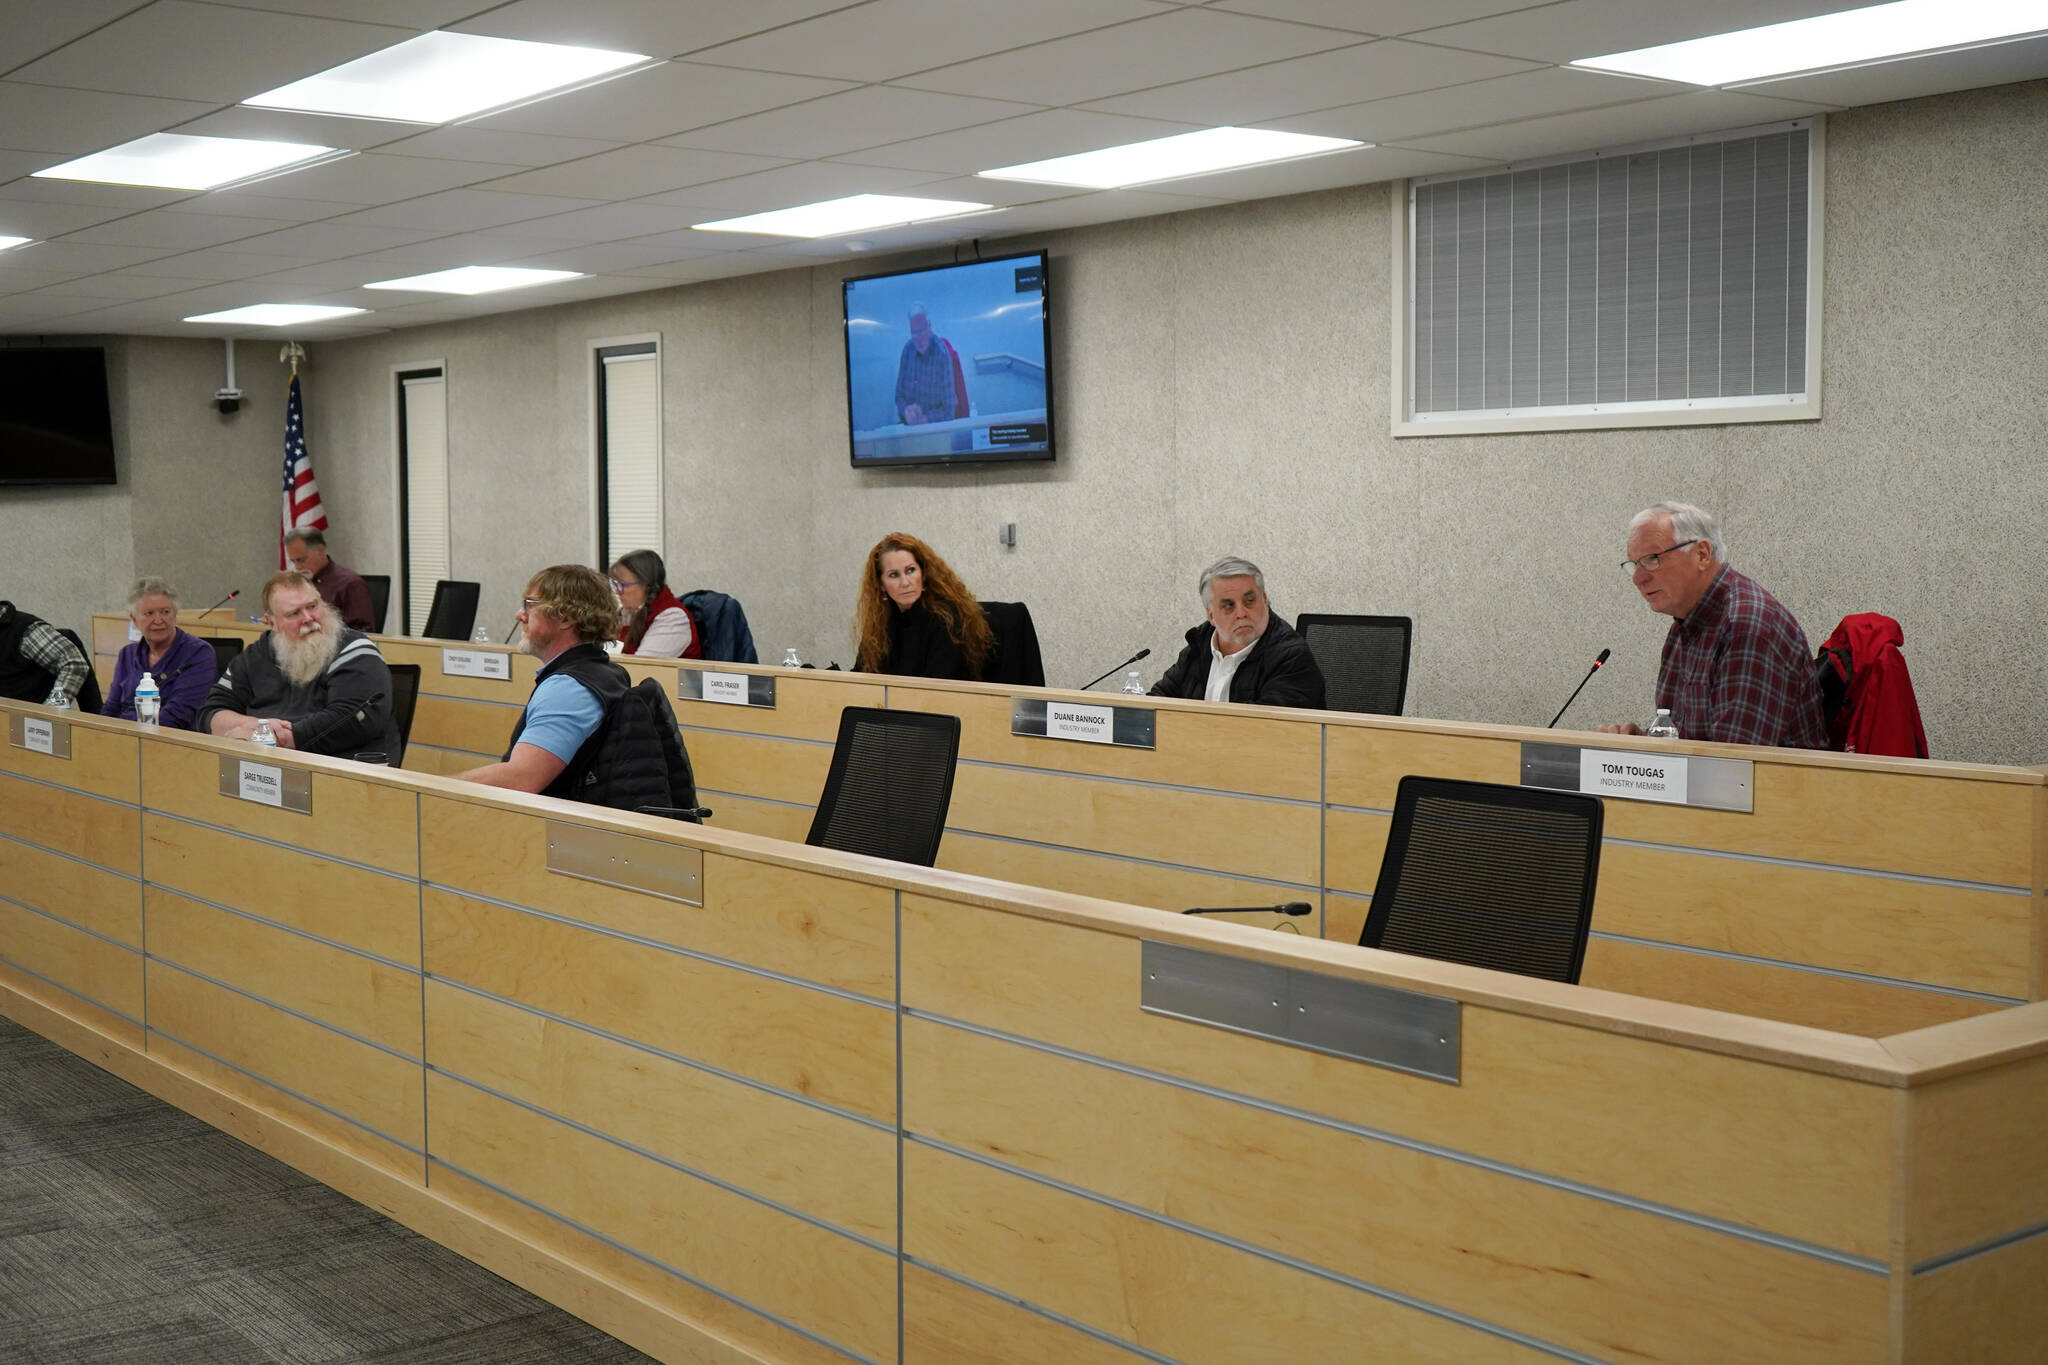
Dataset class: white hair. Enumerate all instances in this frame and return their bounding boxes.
[1630,502,1725,562]
[908,301,930,321]
[1199,556,1266,604]
[127,576,179,609]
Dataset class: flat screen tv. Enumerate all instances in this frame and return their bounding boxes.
[844,251,1054,468]
[0,347,116,486]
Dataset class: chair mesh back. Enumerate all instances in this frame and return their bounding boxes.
[1296,615,1412,715]
[207,636,245,677]
[387,664,421,761]
[422,580,480,641]
[1361,777,1602,984]
[806,708,961,867]
[363,575,392,634]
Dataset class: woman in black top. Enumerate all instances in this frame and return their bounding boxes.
[853,533,993,681]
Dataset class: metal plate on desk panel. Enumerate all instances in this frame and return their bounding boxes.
[9,713,71,759]
[547,821,702,906]
[217,756,313,813]
[1011,697,1156,749]
[677,670,776,708]
[1522,741,1753,812]
[1141,941,1459,1083]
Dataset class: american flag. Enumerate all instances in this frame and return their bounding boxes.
[280,373,326,568]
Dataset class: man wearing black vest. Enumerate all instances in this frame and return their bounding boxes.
[0,600,90,707]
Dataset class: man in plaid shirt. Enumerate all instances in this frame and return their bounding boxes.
[893,302,958,425]
[1602,502,1827,748]
[0,600,89,707]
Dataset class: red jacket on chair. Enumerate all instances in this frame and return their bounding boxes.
[1816,614,1928,758]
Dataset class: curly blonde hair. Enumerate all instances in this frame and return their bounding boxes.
[526,564,620,645]
[852,532,992,675]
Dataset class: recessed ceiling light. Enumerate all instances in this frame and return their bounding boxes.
[978,127,1365,189]
[32,133,342,190]
[184,304,368,326]
[0,236,32,252]
[1573,0,2048,86]
[362,265,584,295]
[691,194,993,238]
[244,31,652,124]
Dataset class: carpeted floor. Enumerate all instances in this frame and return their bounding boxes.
[0,1013,654,1364]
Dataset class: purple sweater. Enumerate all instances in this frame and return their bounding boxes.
[103,629,219,730]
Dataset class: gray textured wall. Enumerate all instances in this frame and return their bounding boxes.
[303,80,2047,764]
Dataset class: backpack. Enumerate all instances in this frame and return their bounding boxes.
[567,678,704,820]
[1815,614,1929,758]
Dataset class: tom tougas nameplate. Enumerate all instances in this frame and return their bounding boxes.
[1519,741,1752,812]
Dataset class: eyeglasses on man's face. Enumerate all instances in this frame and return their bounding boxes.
[1621,540,1699,575]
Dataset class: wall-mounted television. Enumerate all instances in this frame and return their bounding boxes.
[0,347,116,486]
[843,251,1054,468]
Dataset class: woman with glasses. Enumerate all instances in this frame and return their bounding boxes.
[102,576,218,729]
[852,532,993,681]
[608,549,700,659]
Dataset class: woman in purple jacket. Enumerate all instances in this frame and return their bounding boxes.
[102,577,218,729]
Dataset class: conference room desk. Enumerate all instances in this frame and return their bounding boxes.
[1,699,2043,1364]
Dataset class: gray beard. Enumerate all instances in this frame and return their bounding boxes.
[274,623,341,686]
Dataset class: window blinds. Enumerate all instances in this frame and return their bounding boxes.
[601,348,661,565]
[400,372,447,636]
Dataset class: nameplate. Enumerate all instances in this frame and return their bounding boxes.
[1011,697,1156,750]
[1520,741,1752,812]
[677,670,776,709]
[440,648,510,680]
[217,755,313,813]
[9,713,72,759]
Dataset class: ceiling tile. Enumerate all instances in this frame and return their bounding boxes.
[9,273,196,302]
[0,149,62,180]
[219,0,475,24]
[494,237,724,273]
[667,87,1043,161]
[332,188,605,233]
[827,108,1202,174]
[1259,66,1685,144]
[0,82,221,156]
[689,0,1165,83]
[62,211,305,251]
[0,265,82,294]
[1133,142,1501,198]
[0,240,176,275]
[894,175,1088,209]
[452,0,859,60]
[170,106,432,153]
[229,221,447,255]
[0,197,140,238]
[487,201,718,243]
[158,191,365,222]
[238,260,411,290]
[0,179,192,212]
[248,153,511,206]
[1209,0,1532,38]
[964,186,1234,234]
[471,61,854,140]
[1413,1,1869,66]
[1394,89,1836,162]
[371,127,626,168]
[0,0,149,73]
[1080,38,1541,124]
[1735,34,2048,107]
[640,161,951,214]
[126,248,326,280]
[478,145,791,199]
[894,7,1360,105]
[9,2,418,104]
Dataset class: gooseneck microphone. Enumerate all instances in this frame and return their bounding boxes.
[198,589,240,619]
[1080,647,1150,691]
[1546,648,1612,728]
[1183,902,1313,917]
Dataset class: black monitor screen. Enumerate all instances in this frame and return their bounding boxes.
[0,347,116,486]
[844,252,1053,468]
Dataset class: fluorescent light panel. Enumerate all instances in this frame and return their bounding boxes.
[1574,0,2048,86]
[0,236,32,252]
[185,304,367,326]
[362,265,583,295]
[32,133,339,190]
[244,31,651,123]
[692,194,993,238]
[979,127,1364,188]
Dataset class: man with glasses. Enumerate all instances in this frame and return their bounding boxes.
[893,301,966,426]
[1601,502,1826,748]
[197,572,399,762]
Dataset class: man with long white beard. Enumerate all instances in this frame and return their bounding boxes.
[197,571,400,763]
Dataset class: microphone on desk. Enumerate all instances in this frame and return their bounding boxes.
[1080,647,1150,692]
[198,589,241,620]
[505,615,522,646]
[1546,648,1612,728]
[1183,902,1313,917]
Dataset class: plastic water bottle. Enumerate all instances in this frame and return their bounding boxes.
[782,647,802,668]
[49,692,72,712]
[1120,668,1145,695]
[1646,708,1679,739]
[135,671,161,729]
[250,718,278,748]
[470,625,491,643]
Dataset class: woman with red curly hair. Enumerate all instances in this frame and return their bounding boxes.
[852,532,993,681]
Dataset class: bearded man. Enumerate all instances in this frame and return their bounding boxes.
[197,571,400,764]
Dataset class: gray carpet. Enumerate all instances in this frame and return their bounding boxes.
[0,1014,655,1364]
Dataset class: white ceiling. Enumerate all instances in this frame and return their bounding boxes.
[0,0,2042,339]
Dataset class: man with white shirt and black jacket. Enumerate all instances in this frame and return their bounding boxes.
[1149,556,1326,710]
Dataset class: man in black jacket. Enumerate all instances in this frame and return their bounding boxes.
[1149,557,1326,710]
[197,573,399,761]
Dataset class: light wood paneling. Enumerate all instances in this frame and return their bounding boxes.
[426,982,894,1244]
[0,770,141,875]
[905,1141,1568,1365]
[1323,806,1390,896]
[0,716,139,802]
[890,686,1322,801]
[905,1264,1140,1365]
[662,666,886,742]
[0,832,140,946]
[702,794,814,844]
[900,895,1894,1260]
[421,798,894,999]
[1581,936,1999,1036]
[145,959,425,1152]
[91,613,132,657]
[1903,1049,2048,1263]
[400,744,490,777]
[377,639,537,704]
[681,729,833,807]
[0,959,143,1050]
[423,889,896,1123]
[1324,724,1522,809]
[146,887,421,1057]
[1905,1233,2048,1364]
[947,762,1321,885]
[142,813,421,966]
[904,1017,1887,1365]
[428,1073,898,1365]
[140,740,418,877]
[0,897,143,1022]
[408,694,519,757]
[1325,893,1369,944]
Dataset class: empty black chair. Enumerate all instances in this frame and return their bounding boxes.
[55,628,102,713]
[1296,614,1412,716]
[421,580,480,641]
[1360,776,1603,985]
[363,574,392,634]
[805,707,962,867]
[979,600,1046,687]
[387,663,421,766]
[205,635,245,678]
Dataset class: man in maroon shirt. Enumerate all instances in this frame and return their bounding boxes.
[284,528,375,633]
[1600,502,1827,749]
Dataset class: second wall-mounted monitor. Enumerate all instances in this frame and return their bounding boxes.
[844,251,1054,469]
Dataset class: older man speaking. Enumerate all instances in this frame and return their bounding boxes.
[1149,556,1325,709]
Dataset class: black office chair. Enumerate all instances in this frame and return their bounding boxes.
[55,628,103,713]
[363,574,392,634]
[387,664,421,765]
[1296,614,1413,716]
[1359,776,1603,984]
[979,600,1046,687]
[205,636,245,677]
[420,580,480,641]
[805,707,962,867]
